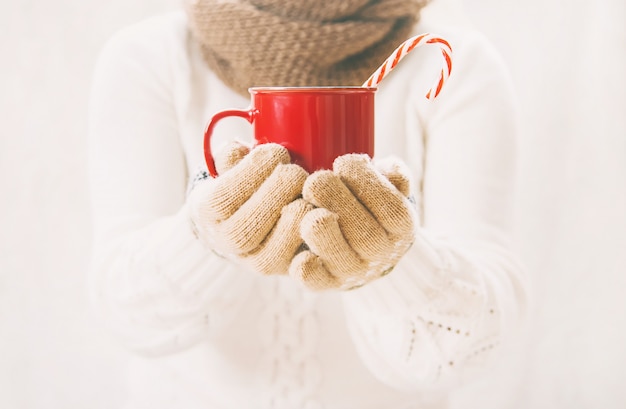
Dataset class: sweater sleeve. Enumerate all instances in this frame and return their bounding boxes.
[87,17,254,356]
[341,30,529,390]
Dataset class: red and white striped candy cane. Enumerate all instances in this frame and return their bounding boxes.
[363,33,453,100]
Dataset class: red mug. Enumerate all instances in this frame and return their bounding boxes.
[204,86,377,176]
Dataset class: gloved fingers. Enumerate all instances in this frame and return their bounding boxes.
[299,208,365,282]
[214,140,250,175]
[333,154,415,237]
[374,156,412,197]
[244,199,313,275]
[303,170,392,258]
[204,143,291,223]
[219,163,308,253]
[289,251,341,291]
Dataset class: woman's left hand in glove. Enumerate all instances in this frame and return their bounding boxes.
[289,154,417,291]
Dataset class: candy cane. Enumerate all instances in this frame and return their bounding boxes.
[363,33,453,100]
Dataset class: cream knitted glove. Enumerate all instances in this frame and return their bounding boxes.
[189,142,312,275]
[289,154,416,291]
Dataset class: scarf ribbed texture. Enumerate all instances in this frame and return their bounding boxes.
[186,0,427,96]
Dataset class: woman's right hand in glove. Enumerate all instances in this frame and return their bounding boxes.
[188,142,312,275]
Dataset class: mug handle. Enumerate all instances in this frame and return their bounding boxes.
[204,108,258,177]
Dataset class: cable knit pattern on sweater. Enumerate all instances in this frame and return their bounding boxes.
[256,278,323,409]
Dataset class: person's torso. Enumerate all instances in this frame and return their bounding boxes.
[124,10,463,409]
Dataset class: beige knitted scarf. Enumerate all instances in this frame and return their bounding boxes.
[186,0,428,97]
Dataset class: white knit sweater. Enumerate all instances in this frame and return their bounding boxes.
[87,9,528,409]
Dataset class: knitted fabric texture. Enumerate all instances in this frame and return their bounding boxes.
[185,0,427,96]
[290,154,416,291]
[189,142,311,275]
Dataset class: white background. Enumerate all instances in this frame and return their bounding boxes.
[1,0,624,408]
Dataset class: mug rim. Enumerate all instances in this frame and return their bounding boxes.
[249,86,377,94]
